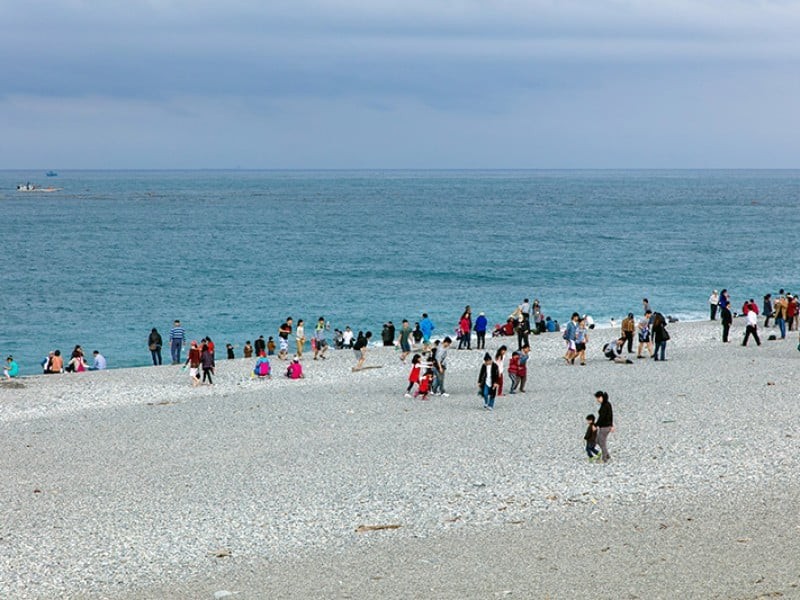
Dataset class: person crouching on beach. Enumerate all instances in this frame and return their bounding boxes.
[4,356,19,379]
[584,414,601,461]
[594,391,614,463]
[415,368,433,400]
[404,354,421,397]
[286,356,304,379]
[185,341,201,386]
[478,353,500,411]
[604,337,633,364]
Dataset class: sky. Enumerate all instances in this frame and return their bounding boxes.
[2,0,799,169]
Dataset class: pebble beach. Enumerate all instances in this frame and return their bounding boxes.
[2,319,800,599]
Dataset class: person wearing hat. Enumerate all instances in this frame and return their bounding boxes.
[286,356,304,379]
[4,356,19,379]
[474,312,488,350]
[708,290,719,321]
[621,312,636,353]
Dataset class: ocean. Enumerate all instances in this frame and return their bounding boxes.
[2,169,798,371]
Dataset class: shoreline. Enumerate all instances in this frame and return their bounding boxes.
[2,319,799,598]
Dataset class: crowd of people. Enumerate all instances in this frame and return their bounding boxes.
[709,288,799,346]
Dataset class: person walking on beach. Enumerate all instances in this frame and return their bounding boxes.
[200,342,214,384]
[398,319,412,362]
[584,414,601,461]
[517,344,530,392]
[575,318,588,366]
[148,328,163,366]
[478,352,500,410]
[563,312,580,364]
[313,317,329,360]
[709,290,719,321]
[742,308,762,346]
[508,351,521,394]
[416,369,433,400]
[494,345,507,396]
[185,341,201,386]
[474,312,488,349]
[353,331,372,370]
[594,391,614,463]
[169,320,185,364]
[404,354,421,397]
[419,313,435,351]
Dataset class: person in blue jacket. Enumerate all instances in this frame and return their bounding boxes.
[419,313,435,350]
[474,312,488,349]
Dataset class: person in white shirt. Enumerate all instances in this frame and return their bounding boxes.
[90,351,107,370]
[709,290,719,321]
[742,310,761,346]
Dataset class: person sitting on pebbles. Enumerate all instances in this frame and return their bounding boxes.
[4,356,19,379]
[286,356,304,379]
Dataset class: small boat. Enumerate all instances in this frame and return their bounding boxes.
[46,171,58,177]
[17,183,61,193]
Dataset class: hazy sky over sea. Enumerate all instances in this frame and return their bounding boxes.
[2,1,799,168]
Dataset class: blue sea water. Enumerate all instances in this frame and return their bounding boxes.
[1,169,798,372]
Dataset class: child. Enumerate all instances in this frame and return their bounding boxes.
[243,341,253,359]
[415,368,433,400]
[267,336,276,356]
[404,354,421,397]
[584,414,601,461]
[226,343,235,359]
[286,356,304,379]
[252,353,271,378]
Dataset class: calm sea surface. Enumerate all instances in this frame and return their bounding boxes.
[1,170,798,371]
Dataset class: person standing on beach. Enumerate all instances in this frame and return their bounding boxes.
[458,307,472,350]
[575,318,588,365]
[532,300,545,334]
[584,414,600,461]
[773,293,788,339]
[517,344,530,392]
[478,352,500,410]
[313,317,329,360]
[243,341,254,358]
[398,319,412,362]
[169,320,185,365]
[516,315,530,351]
[148,328,163,366]
[719,290,733,342]
[431,336,451,396]
[507,351,521,394]
[419,313,435,351]
[621,313,635,353]
[474,312,488,349]
[404,354,421,397]
[642,298,651,314]
[594,391,614,463]
[278,318,293,360]
[651,312,670,361]
[763,294,774,328]
[637,311,654,358]
[295,319,306,359]
[708,290,719,320]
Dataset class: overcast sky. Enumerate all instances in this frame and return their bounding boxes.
[2,1,799,168]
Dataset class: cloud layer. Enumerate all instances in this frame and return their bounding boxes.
[2,1,799,167]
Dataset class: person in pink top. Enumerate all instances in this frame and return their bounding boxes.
[286,356,304,379]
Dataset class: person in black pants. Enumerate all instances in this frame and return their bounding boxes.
[594,390,614,463]
[721,305,733,343]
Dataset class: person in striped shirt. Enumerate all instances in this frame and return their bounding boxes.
[169,320,186,364]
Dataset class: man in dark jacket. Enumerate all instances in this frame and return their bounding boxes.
[478,353,500,410]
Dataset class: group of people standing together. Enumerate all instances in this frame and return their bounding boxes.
[709,289,799,345]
